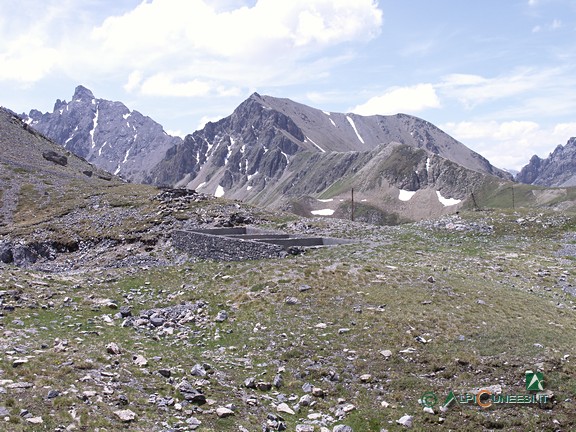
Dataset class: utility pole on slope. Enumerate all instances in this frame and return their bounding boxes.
[351,188,355,222]
[511,185,515,211]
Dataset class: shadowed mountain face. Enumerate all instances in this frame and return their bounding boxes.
[22,86,182,183]
[516,137,576,187]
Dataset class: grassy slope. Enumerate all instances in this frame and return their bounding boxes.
[1,208,575,431]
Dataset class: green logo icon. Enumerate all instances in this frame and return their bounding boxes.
[525,370,544,391]
[420,391,438,408]
[443,391,457,408]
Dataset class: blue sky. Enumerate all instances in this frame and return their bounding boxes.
[1,0,575,170]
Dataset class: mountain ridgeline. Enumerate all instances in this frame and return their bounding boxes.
[26,86,565,223]
[516,137,576,187]
[146,92,513,221]
[23,86,182,183]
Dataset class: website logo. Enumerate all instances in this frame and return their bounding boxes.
[421,371,548,411]
[525,370,544,391]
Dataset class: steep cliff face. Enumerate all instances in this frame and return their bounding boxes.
[516,137,576,187]
[23,86,182,183]
[146,94,305,191]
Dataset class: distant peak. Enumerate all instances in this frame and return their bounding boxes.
[249,92,264,103]
[73,85,95,101]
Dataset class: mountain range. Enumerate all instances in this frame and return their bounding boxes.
[24,86,182,183]
[18,86,576,222]
[516,137,576,187]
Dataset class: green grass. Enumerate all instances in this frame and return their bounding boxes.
[1,205,576,431]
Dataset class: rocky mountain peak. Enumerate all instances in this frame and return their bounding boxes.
[23,86,182,183]
[516,137,576,187]
[73,85,95,102]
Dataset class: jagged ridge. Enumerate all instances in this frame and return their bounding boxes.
[23,86,182,183]
[516,137,576,187]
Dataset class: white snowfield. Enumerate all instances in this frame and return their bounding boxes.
[214,185,225,198]
[311,209,335,216]
[436,191,461,206]
[306,135,325,152]
[90,107,99,148]
[346,115,365,144]
[398,189,416,201]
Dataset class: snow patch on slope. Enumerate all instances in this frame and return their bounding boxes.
[98,141,107,156]
[122,148,131,164]
[306,136,325,152]
[90,107,99,148]
[311,209,335,216]
[436,191,461,206]
[215,185,225,198]
[398,189,416,201]
[346,116,365,144]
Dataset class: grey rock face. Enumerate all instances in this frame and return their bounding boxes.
[516,137,576,186]
[23,85,182,183]
[0,242,13,263]
[148,93,511,200]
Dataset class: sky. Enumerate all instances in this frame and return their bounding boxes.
[1,0,576,171]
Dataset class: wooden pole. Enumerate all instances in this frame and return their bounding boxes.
[511,185,515,210]
[471,192,478,210]
[351,188,355,221]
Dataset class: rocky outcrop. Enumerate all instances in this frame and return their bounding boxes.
[23,86,182,183]
[147,94,302,190]
[516,137,576,187]
[42,150,68,166]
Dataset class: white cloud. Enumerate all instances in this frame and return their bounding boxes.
[216,86,242,97]
[140,73,213,97]
[166,129,186,138]
[85,0,382,90]
[0,0,383,97]
[197,115,226,130]
[552,122,576,137]
[0,0,72,83]
[438,68,564,109]
[124,71,143,93]
[441,120,576,170]
[0,34,60,83]
[350,83,441,116]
